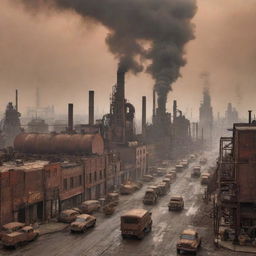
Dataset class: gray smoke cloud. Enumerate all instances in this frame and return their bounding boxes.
[20,0,197,114]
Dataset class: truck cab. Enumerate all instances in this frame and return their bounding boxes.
[143,189,157,205]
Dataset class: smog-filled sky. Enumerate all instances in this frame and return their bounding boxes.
[0,0,256,121]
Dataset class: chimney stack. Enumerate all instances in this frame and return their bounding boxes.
[173,100,177,120]
[15,89,18,112]
[248,110,252,124]
[117,68,125,101]
[89,90,94,126]
[68,103,73,132]
[196,122,199,140]
[142,96,146,136]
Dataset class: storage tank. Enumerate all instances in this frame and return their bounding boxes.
[14,133,104,155]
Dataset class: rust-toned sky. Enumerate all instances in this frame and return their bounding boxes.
[0,0,256,121]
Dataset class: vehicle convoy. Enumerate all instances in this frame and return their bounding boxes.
[120,209,152,239]
[168,195,184,211]
[143,189,158,205]
[79,200,101,214]
[70,214,96,233]
[191,166,201,178]
[58,209,81,223]
[201,173,210,185]
[0,222,25,239]
[1,226,39,248]
[176,229,201,255]
[157,182,167,196]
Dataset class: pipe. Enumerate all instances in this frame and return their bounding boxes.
[153,89,156,118]
[142,96,146,136]
[68,103,73,132]
[15,89,18,112]
[248,110,252,124]
[89,90,94,126]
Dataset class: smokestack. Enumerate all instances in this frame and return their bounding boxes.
[153,89,156,118]
[68,103,73,132]
[173,100,177,120]
[142,96,146,136]
[15,89,18,112]
[89,90,94,126]
[117,68,125,101]
[248,110,252,124]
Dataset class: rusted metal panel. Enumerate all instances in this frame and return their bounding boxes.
[14,133,104,155]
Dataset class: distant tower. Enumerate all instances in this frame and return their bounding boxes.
[199,87,213,146]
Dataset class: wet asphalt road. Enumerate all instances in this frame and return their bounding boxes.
[1,151,237,256]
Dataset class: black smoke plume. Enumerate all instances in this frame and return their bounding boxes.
[20,0,197,114]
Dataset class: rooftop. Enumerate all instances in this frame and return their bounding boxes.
[122,209,148,218]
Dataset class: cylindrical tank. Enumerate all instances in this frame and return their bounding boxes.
[14,133,104,155]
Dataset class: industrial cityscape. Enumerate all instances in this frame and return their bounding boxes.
[0,0,256,256]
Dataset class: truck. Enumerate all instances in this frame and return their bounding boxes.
[121,209,152,239]
[191,166,201,178]
[168,195,184,211]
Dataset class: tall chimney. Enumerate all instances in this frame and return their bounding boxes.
[117,68,125,101]
[15,89,18,112]
[68,103,73,132]
[142,96,146,136]
[173,100,177,120]
[248,110,252,124]
[89,90,94,126]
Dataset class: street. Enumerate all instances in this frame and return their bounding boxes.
[1,151,251,256]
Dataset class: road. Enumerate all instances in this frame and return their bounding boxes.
[1,151,252,256]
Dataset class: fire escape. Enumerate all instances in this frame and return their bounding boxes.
[214,137,239,240]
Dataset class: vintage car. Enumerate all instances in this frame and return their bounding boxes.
[141,175,154,182]
[79,200,101,214]
[120,184,136,195]
[175,164,184,172]
[0,222,25,239]
[176,229,201,255]
[106,192,119,206]
[58,209,81,223]
[199,157,207,165]
[168,195,184,211]
[121,209,152,239]
[162,178,171,190]
[103,202,116,215]
[191,166,201,178]
[147,185,160,197]
[201,173,211,185]
[2,226,39,248]
[181,160,189,168]
[70,214,96,233]
[143,189,158,205]
[157,183,167,196]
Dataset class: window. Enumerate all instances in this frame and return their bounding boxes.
[94,172,97,182]
[63,179,68,190]
[89,173,92,183]
[79,175,82,186]
[70,177,74,189]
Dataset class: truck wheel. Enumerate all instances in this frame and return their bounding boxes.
[176,249,180,254]
[138,231,145,240]
[122,234,127,239]
[92,221,96,227]
[83,227,87,233]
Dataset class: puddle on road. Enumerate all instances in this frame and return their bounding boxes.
[186,203,199,216]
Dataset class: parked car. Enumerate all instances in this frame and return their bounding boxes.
[106,192,119,206]
[0,222,25,240]
[143,189,158,205]
[142,175,154,182]
[168,195,184,211]
[2,226,39,248]
[201,173,211,185]
[79,200,101,214]
[70,214,96,233]
[162,178,171,190]
[191,166,201,178]
[121,209,152,239]
[58,209,81,223]
[175,164,184,172]
[176,229,201,255]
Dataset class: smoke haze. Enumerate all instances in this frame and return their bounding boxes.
[0,0,256,121]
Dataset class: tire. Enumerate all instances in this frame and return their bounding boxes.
[83,227,87,233]
[92,221,96,227]
[122,234,127,239]
[137,231,145,240]
[177,249,180,254]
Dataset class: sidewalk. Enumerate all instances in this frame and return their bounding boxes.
[39,221,69,236]
[218,240,256,254]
